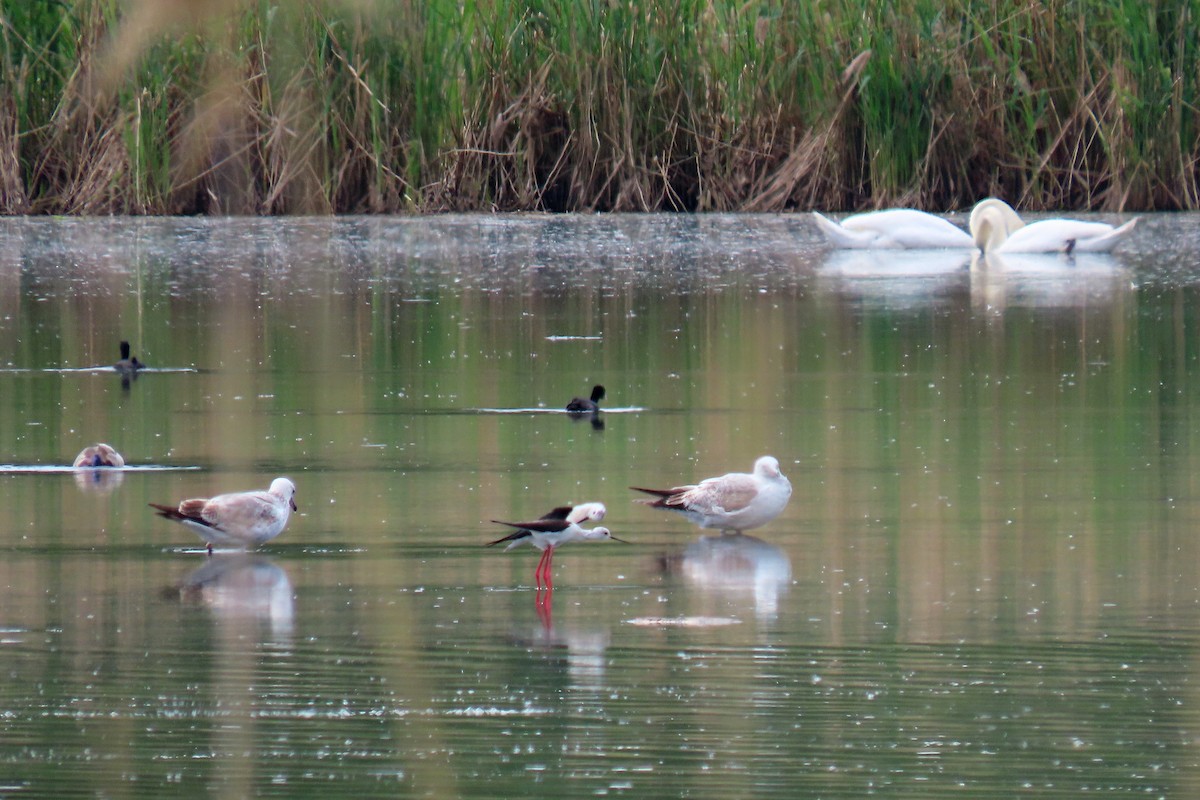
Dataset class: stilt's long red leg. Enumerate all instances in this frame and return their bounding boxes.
[535,548,550,589]
[545,547,555,589]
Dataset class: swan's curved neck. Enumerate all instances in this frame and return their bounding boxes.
[969,199,1024,253]
[972,211,1006,252]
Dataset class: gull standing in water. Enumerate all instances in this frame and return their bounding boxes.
[631,455,792,535]
[150,477,297,554]
[488,503,622,588]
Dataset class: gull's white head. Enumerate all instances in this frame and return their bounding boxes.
[754,456,783,478]
[570,502,607,523]
[270,477,298,511]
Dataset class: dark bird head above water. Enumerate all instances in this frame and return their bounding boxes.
[116,341,143,372]
[566,384,606,414]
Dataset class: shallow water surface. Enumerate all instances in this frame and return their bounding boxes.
[2,213,1200,797]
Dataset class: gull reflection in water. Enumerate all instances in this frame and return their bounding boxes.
[71,443,126,494]
[172,555,295,794]
[970,252,1133,312]
[72,467,125,494]
[659,533,792,620]
[177,554,295,640]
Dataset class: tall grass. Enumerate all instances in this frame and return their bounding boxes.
[1,0,1197,214]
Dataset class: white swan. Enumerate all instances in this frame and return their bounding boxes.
[812,209,973,249]
[969,198,1138,254]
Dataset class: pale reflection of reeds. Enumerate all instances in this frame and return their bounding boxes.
[0,215,1196,652]
[8,217,1200,795]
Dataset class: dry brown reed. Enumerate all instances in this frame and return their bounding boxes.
[1,0,1197,215]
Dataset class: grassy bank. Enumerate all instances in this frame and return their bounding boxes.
[2,0,1197,215]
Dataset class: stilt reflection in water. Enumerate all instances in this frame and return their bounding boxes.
[511,586,610,689]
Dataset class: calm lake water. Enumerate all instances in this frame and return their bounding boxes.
[2,212,1200,797]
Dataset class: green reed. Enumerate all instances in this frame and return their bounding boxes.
[1,0,1197,214]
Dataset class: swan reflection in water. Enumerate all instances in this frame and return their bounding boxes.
[815,249,971,310]
[969,252,1133,312]
[176,554,295,639]
[657,533,792,620]
[816,247,1132,314]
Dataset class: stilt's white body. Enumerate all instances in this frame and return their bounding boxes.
[488,503,619,588]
